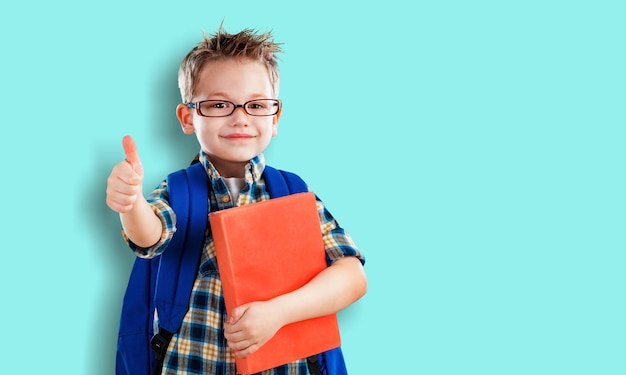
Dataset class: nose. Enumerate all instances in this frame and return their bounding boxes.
[229,105,249,126]
[233,105,249,116]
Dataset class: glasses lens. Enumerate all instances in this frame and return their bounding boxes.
[245,99,279,116]
[199,101,234,117]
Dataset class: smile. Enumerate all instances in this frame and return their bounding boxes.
[222,134,255,140]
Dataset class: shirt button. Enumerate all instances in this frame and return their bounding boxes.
[221,195,231,203]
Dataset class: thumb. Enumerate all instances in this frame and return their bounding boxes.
[228,305,249,325]
[122,135,144,175]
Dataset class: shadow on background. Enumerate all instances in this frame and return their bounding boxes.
[83,157,134,375]
[84,52,198,374]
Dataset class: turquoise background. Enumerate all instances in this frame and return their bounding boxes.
[1,1,624,374]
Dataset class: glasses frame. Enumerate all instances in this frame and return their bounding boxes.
[186,99,282,117]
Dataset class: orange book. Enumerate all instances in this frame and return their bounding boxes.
[209,192,341,374]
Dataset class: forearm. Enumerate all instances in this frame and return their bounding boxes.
[271,256,367,326]
[120,196,162,248]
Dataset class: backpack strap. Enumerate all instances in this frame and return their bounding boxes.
[150,162,208,374]
[263,166,308,197]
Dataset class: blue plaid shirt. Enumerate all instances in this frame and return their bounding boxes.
[126,152,364,375]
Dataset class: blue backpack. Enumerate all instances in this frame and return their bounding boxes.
[115,161,348,375]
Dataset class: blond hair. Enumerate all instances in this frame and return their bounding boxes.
[178,25,282,103]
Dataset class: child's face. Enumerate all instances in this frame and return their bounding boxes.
[178,58,279,177]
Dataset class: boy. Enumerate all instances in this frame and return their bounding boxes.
[106,25,367,375]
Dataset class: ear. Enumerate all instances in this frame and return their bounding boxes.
[176,103,195,135]
[271,106,282,137]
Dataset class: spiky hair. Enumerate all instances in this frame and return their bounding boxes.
[178,24,282,103]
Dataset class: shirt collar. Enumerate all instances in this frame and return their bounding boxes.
[198,151,266,183]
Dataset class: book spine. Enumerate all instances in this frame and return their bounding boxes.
[211,215,255,373]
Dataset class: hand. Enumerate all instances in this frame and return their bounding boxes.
[106,135,145,213]
[224,301,283,358]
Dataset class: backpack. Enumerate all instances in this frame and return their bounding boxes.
[115,161,348,375]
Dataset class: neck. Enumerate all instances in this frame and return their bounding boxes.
[207,155,247,178]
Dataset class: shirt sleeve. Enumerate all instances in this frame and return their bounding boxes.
[122,180,177,259]
[315,195,365,266]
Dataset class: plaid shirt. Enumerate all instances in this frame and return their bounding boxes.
[126,152,364,375]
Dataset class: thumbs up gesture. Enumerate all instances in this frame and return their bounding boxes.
[106,136,145,213]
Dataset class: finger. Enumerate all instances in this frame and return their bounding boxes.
[235,343,260,358]
[106,183,139,211]
[108,163,142,187]
[106,198,135,213]
[225,335,254,354]
[105,190,137,213]
[108,178,141,203]
[122,135,144,175]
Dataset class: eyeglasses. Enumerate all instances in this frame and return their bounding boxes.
[186,99,281,117]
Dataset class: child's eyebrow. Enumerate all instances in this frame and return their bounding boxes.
[204,92,273,101]
[206,92,230,99]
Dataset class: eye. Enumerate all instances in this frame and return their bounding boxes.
[209,101,230,109]
[247,102,266,110]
